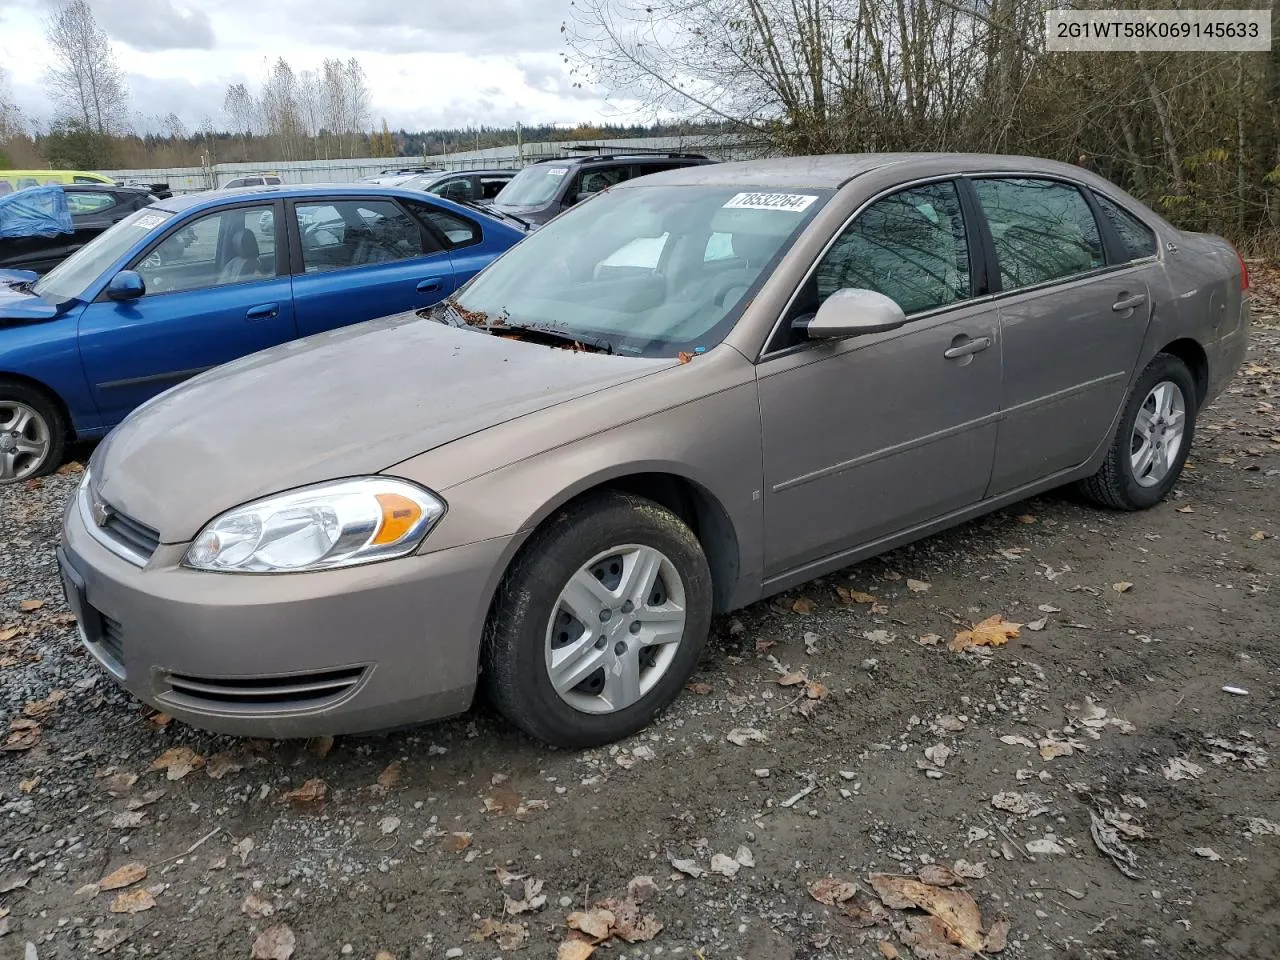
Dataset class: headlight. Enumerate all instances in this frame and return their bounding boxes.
[183,478,445,573]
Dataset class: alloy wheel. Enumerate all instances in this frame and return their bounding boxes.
[1130,380,1187,488]
[544,543,687,715]
[0,400,52,483]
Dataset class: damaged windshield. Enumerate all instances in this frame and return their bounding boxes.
[436,184,829,358]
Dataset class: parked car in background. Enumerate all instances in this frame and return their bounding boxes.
[0,184,157,274]
[0,183,526,481]
[222,173,282,189]
[489,151,713,226]
[401,169,516,203]
[56,154,1248,747]
[119,180,173,200]
[0,170,116,194]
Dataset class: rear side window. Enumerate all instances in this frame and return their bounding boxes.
[295,199,429,273]
[973,178,1105,289]
[479,176,509,199]
[1094,194,1157,262]
[66,192,117,214]
[431,177,474,202]
[814,181,971,315]
[406,199,480,249]
[264,177,281,185]
[73,175,101,184]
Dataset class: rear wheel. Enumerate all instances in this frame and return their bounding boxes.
[0,381,65,483]
[484,491,713,748]
[1077,353,1197,510]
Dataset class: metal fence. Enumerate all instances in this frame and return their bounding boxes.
[101,134,770,193]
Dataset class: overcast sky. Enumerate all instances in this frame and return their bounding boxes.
[0,0,639,133]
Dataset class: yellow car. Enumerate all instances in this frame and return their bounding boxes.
[0,170,115,194]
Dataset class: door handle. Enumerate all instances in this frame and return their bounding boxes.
[416,277,444,294]
[1112,293,1146,312]
[943,336,992,360]
[246,302,279,321]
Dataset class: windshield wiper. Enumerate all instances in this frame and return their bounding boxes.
[425,301,612,354]
[457,198,529,229]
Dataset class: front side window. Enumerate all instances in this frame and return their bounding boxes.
[404,200,479,249]
[479,176,510,199]
[443,184,829,357]
[814,181,971,316]
[573,165,630,201]
[973,178,1105,289]
[295,199,427,273]
[431,177,474,202]
[135,205,277,295]
[66,192,117,214]
[1095,194,1157,262]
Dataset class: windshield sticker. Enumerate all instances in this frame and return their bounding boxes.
[133,213,168,229]
[722,192,818,213]
[545,167,569,177]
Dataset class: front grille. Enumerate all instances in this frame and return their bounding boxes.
[161,666,366,714]
[100,509,161,562]
[99,614,125,668]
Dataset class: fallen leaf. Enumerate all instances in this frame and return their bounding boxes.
[880,941,901,959]
[22,689,66,718]
[233,836,255,865]
[2,718,40,751]
[734,845,755,868]
[377,760,403,790]
[991,792,1035,815]
[99,862,146,891]
[911,865,956,887]
[869,875,985,952]
[19,776,39,793]
[906,578,930,593]
[726,727,766,746]
[110,888,156,914]
[808,877,859,905]
[1246,817,1280,836]
[567,908,614,941]
[1112,581,1134,593]
[1089,809,1141,879]
[863,629,896,644]
[597,896,663,942]
[251,923,297,960]
[18,599,44,612]
[473,918,528,950]
[280,778,327,804]
[1192,847,1222,861]
[687,682,712,695]
[125,789,165,811]
[441,831,473,852]
[1037,603,1061,613]
[1176,504,1194,513]
[1016,513,1036,524]
[847,589,877,604]
[627,875,657,903]
[804,680,828,700]
[669,857,704,878]
[710,853,740,877]
[205,751,249,780]
[1025,617,1047,632]
[148,711,172,729]
[1026,835,1066,855]
[999,734,1036,748]
[775,671,806,687]
[0,626,20,642]
[1163,757,1205,781]
[916,633,943,646]
[149,746,204,781]
[485,786,521,813]
[949,615,1020,653]
[952,859,987,879]
[557,941,595,960]
[308,735,335,758]
[677,351,694,364]
[1103,808,1146,839]
[110,811,146,829]
[98,772,138,795]
[241,893,276,919]
[497,867,546,914]
[791,597,815,614]
[984,919,1009,953]
[1038,738,1075,761]
[93,928,129,954]
[1251,530,1267,540]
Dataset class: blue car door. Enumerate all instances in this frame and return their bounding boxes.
[77,200,297,425]
[399,197,503,289]
[288,196,455,337]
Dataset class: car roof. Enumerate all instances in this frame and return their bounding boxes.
[618,152,1102,189]
[60,183,149,194]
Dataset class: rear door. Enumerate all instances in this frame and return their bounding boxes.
[973,177,1154,495]
[77,200,297,424]
[288,196,455,337]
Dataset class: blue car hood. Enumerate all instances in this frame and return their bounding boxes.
[0,273,59,322]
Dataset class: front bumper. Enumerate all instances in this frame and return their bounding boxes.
[60,493,514,738]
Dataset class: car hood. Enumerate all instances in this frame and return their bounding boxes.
[94,313,671,542]
[0,272,59,322]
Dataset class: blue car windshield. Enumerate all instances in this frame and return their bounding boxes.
[32,208,172,304]
[448,184,830,357]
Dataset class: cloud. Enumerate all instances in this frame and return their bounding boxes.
[95,0,215,51]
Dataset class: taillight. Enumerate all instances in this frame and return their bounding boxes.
[1233,245,1249,291]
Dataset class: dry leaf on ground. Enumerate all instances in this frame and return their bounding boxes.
[669,856,705,878]
[98,771,138,794]
[906,578,930,593]
[251,923,297,960]
[869,875,985,952]
[710,853,740,877]
[949,615,1020,653]
[557,941,595,960]
[307,735,335,758]
[441,831,473,852]
[149,746,204,780]
[808,877,859,905]
[18,599,44,612]
[775,671,806,687]
[1163,757,1205,781]
[726,727,766,746]
[687,682,712,695]
[110,888,156,914]
[917,864,958,887]
[3,718,40,751]
[110,811,146,829]
[485,786,521,813]
[22,689,66,718]
[1192,847,1222,861]
[791,596,815,614]
[205,751,250,780]
[473,918,527,950]
[497,867,546,914]
[241,893,275,918]
[377,760,403,790]
[99,862,146,891]
[1112,581,1134,593]
[984,918,1009,953]
[879,941,901,959]
[567,908,614,941]
[900,915,974,960]
[280,778,327,804]
[952,859,987,879]
[596,896,663,942]
[1089,809,1141,879]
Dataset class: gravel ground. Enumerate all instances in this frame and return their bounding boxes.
[2,304,1278,960]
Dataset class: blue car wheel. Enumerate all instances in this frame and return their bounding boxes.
[0,379,66,483]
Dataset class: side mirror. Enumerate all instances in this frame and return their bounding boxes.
[106,270,145,302]
[797,288,907,340]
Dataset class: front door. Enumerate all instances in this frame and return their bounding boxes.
[970,177,1154,495]
[757,180,1002,581]
[77,201,297,425]
[288,197,455,338]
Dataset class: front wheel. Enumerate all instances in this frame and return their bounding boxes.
[0,381,66,484]
[1078,353,1197,510]
[484,491,713,748]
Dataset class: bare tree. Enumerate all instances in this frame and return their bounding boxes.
[43,0,129,135]
[259,57,303,160]
[345,58,371,155]
[299,69,323,159]
[0,66,24,145]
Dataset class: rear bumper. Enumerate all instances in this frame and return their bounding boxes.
[1205,296,1250,406]
[59,493,513,738]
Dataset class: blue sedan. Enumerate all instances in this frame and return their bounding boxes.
[0,184,526,481]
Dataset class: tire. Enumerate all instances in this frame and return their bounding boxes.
[484,491,713,748]
[0,380,66,484]
[1077,353,1197,510]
